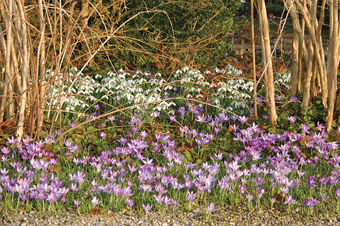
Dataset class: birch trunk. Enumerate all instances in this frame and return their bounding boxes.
[295,0,328,108]
[0,0,13,124]
[326,0,339,131]
[16,0,29,139]
[291,24,299,96]
[36,0,46,139]
[301,0,316,112]
[258,0,277,128]
[251,0,257,119]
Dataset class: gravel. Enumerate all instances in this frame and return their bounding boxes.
[2,205,340,226]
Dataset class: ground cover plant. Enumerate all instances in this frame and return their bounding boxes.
[1,64,340,224]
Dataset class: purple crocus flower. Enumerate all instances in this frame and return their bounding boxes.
[255,176,265,187]
[301,124,311,134]
[306,175,317,190]
[108,116,115,122]
[316,121,325,131]
[142,203,152,213]
[140,130,148,138]
[270,198,276,206]
[246,194,253,202]
[284,195,296,213]
[139,184,153,193]
[196,115,207,123]
[239,116,248,124]
[7,136,18,146]
[70,183,78,192]
[1,147,10,155]
[320,192,330,200]
[153,194,163,204]
[178,107,186,116]
[163,196,173,206]
[206,203,217,212]
[195,138,203,147]
[173,200,180,206]
[74,200,81,207]
[169,116,177,122]
[186,191,196,202]
[20,193,29,202]
[91,196,100,206]
[309,197,320,207]
[335,188,340,200]
[280,186,290,194]
[330,175,339,185]
[288,116,296,123]
[126,198,133,208]
[61,196,67,203]
[69,121,77,128]
[100,132,107,138]
[297,171,305,178]
[239,184,247,194]
[284,195,296,205]
[319,176,329,186]
[304,197,319,207]
[290,96,298,102]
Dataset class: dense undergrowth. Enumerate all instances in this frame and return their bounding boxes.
[1,64,340,224]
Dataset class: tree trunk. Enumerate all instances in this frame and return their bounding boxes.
[36,0,46,139]
[0,0,13,124]
[291,24,299,97]
[326,0,339,131]
[258,0,277,128]
[16,0,29,140]
[251,0,257,119]
[295,0,328,109]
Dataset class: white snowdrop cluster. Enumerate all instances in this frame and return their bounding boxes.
[43,64,285,117]
[275,72,291,90]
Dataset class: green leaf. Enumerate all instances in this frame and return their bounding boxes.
[329,128,338,137]
[39,131,46,138]
[307,122,315,128]
[72,134,83,144]
[185,138,192,143]
[87,126,95,132]
[86,134,97,143]
[184,151,192,161]
[303,116,311,121]
[332,121,338,128]
[302,109,308,115]
[110,132,117,139]
[268,128,277,134]
[202,144,216,152]
[292,103,300,110]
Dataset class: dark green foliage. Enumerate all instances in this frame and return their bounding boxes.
[98,0,241,73]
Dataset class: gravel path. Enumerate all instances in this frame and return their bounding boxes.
[2,204,340,226]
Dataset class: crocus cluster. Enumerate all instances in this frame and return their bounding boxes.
[1,103,340,221]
